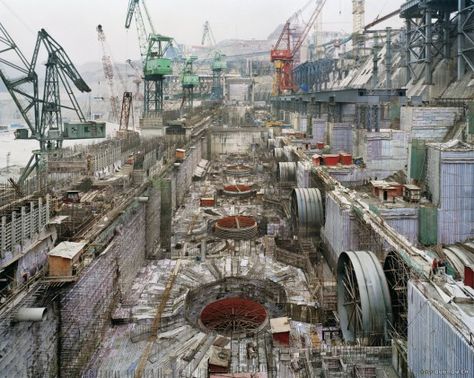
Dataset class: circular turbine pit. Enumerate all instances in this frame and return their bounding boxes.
[200,297,267,336]
[222,184,254,197]
[185,277,287,337]
[214,215,258,240]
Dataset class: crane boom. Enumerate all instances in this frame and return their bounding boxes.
[124,0,173,116]
[97,25,120,122]
[125,0,150,62]
[292,0,326,56]
[0,22,38,134]
[271,0,326,94]
[0,23,105,187]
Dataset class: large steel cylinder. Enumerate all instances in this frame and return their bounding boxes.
[273,148,286,162]
[278,162,297,183]
[337,251,392,345]
[290,188,324,236]
[14,307,47,322]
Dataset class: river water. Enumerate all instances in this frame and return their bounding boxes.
[0,122,120,181]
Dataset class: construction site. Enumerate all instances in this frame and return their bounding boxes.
[0,0,474,377]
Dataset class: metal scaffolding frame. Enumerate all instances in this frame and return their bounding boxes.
[456,0,474,79]
[400,0,471,84]
[293,58,336,92]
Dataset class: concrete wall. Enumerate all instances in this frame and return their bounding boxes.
[160,179,174,254]
[311,118,327,143]
[0,303,59,377]
[145,185,161,259]
[321,192,359,269]
[328,122,353,154]
[175,143,202,208]
[208,129,265,158]
[408,281,474,375]
[400,107,463,142]
[59,203,147,377]
[361,129,408,180]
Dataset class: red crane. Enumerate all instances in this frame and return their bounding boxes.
[271,0,326,95]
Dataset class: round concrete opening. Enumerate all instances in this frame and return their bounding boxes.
[184,277,287,337]
[200,297,267,336]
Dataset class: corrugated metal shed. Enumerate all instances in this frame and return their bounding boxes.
[427,141,474,244]
[408,281,474,375]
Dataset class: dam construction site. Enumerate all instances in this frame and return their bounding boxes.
[0,0,474,377]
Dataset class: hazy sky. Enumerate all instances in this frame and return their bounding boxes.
[0,0,405,64]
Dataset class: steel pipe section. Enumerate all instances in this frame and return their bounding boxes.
[14,307,47,322]
[273,148,287,162]
[337,251,392,345]
[278,162,297,183]
[290,188,324,236]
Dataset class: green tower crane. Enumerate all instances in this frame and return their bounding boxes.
[0,23,106,188]
[211,51,227,101]
[125,0,173,118]
[180,56,199,112]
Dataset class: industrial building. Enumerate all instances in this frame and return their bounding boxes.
[0,0,474,377]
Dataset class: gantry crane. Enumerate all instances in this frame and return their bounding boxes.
[200,21,227,102]
[96,24,120,122]
[125,0,173,117]
[0,23,106,187]
[210,51,226,101]
[271,0,326,95]
[180,56,199,112]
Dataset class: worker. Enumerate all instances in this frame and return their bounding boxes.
[430,258,438,278]
[438,258,446,274]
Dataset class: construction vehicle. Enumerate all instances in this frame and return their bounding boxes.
[0,23,106,187]
[125,0,173,117]
[271,0,326,95]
